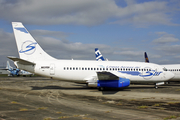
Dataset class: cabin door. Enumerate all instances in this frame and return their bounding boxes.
[50,64,55,75]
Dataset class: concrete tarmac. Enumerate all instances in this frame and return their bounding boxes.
[0,77,180,120]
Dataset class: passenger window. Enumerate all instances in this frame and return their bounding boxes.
[76,67,78,70]
[64,67,66,70]
[82,68,84,70]
[67,67,69,70]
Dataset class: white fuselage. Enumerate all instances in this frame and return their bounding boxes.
[17,59,174,84]
[163,64,180,81]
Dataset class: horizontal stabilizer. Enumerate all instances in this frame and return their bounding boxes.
[7,56,36,65]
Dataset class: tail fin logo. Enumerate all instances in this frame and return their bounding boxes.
[14,27,28,33]
[19,40,37,55]
[95,48,105,61]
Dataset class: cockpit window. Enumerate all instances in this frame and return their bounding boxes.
[163,67,167,71]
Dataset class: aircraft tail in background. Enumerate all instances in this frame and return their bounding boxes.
[144,52,149,63]
[6,61,13,70]
[95,48,105,61]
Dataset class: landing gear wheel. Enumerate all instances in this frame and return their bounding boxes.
[155,85,158,89]
[98,87,104,91]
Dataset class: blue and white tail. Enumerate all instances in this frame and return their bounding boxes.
[6,61,13,70]
[12,22,55,62]
[95,48,105,61]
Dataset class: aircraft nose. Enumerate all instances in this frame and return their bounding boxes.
[166,71,174,80]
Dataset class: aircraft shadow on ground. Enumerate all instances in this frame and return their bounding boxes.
[127,86,168,89]
[30,85,130,95]
[101,88,130,95]
[31,85,91,90]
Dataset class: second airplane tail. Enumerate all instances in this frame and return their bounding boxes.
[144,52,149,63]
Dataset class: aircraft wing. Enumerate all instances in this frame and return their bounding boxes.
[97,71,127,80]
[7,56,36,65]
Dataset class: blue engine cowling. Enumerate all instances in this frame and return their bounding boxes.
[97,78,130,88]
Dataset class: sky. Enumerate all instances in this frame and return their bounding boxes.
[0,0,180,67]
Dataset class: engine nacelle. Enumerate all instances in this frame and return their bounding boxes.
[88,78,130,88]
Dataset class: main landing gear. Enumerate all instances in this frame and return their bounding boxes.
[154,85,158,89]
[98,87,104,91]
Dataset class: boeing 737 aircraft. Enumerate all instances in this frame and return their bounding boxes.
[8,22,174,90]
[95,48,177,88]
[144,52,180,82]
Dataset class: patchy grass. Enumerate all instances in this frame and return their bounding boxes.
[167,102,179,105]
[153,104,160,107]
[138,106,148,109]
[44,118,52,120]
[105,111,111,113]
[163,115,179,120]
[73,114,80,117]
[37,107,47,110]
[116,102,122,106]
[11,101,18,104]
[159,108,165,110]
[58,116,70,119]
[82,117,96,120]
[56,111,62,114]
[142,98,149,100]
[175,89,180,91]
[19,108,28,111]
[130,99,136,101]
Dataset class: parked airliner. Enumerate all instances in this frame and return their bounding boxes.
[8,22,174,90]
[95,48,177,88]
[145,52,180,82]
[6,61,33,77]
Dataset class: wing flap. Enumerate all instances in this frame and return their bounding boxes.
[97,71,126,80]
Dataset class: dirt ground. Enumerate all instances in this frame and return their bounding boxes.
[0,77,180,120]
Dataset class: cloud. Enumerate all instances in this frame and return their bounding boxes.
[0,0,178,27]
[113,50,143,58]
[112,1,179,27]
[0,0,119,25]
[29,30,111,60]
[155,44,180,55]
[0,29,18,66]
[30,30,71,40]
[152,32,179,44]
